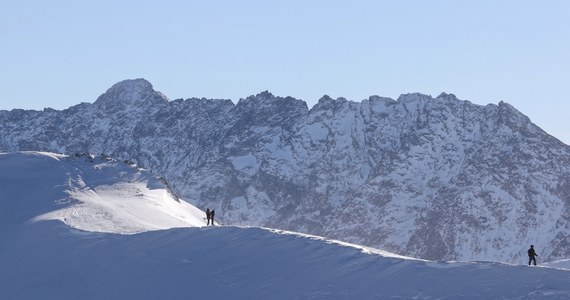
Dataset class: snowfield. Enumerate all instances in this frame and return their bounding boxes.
[1,152,570,299]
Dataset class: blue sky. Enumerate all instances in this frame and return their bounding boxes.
[1,1,569,143]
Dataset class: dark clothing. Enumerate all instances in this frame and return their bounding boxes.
[528,247,538,266]
[206,209,211,225]
[529,256,537,266]
[210,210,215,226]
[528,247,537,257]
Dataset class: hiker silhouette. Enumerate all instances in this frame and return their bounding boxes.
[527,245,538,266]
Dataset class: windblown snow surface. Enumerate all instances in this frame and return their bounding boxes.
[1,152,569,299]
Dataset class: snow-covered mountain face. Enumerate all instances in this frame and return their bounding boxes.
[2,79,569,263]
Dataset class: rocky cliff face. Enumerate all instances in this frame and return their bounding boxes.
[2,78,569,263]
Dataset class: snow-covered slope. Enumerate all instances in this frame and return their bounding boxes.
[2,79,570,263]
[0,151,206,235]
[1,152,570,299]
[3,225,570,300]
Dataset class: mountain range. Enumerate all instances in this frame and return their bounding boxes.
[1,78,569,263]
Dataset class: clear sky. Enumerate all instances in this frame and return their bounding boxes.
[1,1,569,144]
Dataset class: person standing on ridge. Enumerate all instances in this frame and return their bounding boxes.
[528,245,538,266]
[210,209,215,226]
[206,208,211,225]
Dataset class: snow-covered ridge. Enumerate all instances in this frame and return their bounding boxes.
[1,78,570,264]
[2,222,570,299]
[0,151,207,234]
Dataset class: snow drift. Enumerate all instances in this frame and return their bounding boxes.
[0,151,206,235]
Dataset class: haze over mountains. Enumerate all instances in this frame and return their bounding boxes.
[1,151,569,299]
[1,78,569,263]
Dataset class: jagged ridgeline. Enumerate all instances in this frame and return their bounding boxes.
[2,78,569,263]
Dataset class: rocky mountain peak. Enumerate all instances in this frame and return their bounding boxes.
[368,95,395,103]
[396,93,432,103]
[312,95,353,112]
[94,78,168,110]
[236,91,275,106]
[235,91,307,115]
[254,90,274,100]
[318,95,335,102]
[436,92,459,101]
